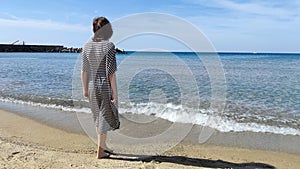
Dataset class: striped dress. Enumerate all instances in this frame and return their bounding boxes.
[81,40,120,134]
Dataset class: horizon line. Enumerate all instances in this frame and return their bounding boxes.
[124,50,300,54]
[1,43,299,54]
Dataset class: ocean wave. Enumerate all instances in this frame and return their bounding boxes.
[0,97,90,114]
[0,96,299,136]
[118,102,300,136]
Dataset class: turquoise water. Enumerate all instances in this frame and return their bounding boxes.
[0,52,299,135]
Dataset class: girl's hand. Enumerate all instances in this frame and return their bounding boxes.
[83,91,88,98]
[111,96,118,105]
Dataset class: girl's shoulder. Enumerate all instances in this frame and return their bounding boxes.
[106,41,115,49]
[83,40,115,51]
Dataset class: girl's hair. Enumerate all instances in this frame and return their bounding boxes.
[93,17,113,40]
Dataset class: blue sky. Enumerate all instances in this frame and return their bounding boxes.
[0,0,299,52]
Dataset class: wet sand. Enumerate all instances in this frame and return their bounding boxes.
[1,109,300,169]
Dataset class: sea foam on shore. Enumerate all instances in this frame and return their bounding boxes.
[1,97,299,136]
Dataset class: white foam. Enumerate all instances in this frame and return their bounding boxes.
[119,102,300,136]
[1,97,299,136]
[0,97,91,114]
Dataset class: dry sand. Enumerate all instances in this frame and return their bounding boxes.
[1,109,299,169]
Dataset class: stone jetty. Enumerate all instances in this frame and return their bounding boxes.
[0,44,126,54]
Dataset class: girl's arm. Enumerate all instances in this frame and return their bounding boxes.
[109,73,117,104]
[81,71,88,98]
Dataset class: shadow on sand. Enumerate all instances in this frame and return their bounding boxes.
[108,153,275,169]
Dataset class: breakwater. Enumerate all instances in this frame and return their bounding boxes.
[0,44,81,53]
[0,44,126,54]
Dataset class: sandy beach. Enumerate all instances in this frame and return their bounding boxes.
[1,109,299,169]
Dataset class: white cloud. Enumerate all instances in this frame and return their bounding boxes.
[216,0,292,16]
[0,15,91,47]
[174,0,300,52]
[0,17,90,32]
[184,0,299,20]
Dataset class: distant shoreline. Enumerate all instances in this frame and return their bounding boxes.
[0,44,299,55]
[0,44,127,54]
[124,51,300,55]
[0,44,81,53]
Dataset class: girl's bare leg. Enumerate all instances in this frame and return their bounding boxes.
[96,128,109,159]
[96,128,113,152]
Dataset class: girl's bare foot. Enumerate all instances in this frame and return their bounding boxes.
[103,145,115,154]
[97,152,110,159]
[97,147,110,159]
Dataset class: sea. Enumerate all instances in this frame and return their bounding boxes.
[0,52,299,136]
